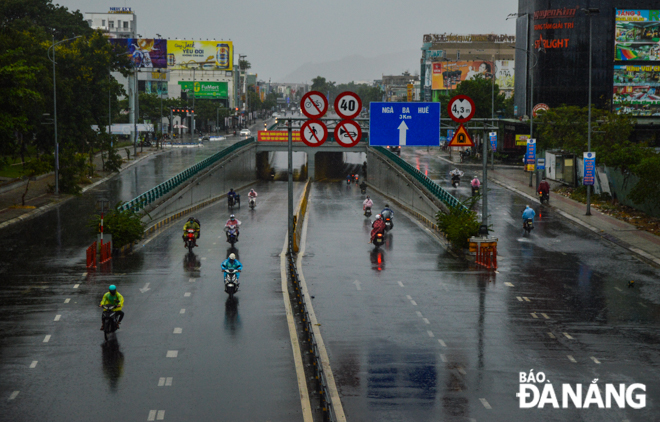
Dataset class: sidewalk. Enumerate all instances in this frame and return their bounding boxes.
[434,151,660,267]
[0,146,163,230]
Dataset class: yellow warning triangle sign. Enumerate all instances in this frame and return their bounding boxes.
[448,123,475,147]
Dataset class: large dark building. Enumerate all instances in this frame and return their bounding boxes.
[514,1,660,135]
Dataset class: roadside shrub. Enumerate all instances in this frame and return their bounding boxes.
[88,202,145,248]
[436,197,482,250]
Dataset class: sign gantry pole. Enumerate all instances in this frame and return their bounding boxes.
[288,117,293,250]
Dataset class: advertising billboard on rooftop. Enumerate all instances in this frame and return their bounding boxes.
[615,10,660,60]
[110,39,167,69]
[167,40,233,71]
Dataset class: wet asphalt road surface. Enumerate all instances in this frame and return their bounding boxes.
[300,150,660,421]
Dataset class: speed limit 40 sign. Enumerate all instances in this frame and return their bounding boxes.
[334,92,362,120]
[448,95,475,123]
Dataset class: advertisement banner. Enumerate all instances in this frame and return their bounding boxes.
[526,138,536,164]
[407,84,414,102]
[495,60,515,90]
[615,10,660,60]
[257,131,302,142]
[516,134,531,146]
[110,39,167,69]
[583,152,596,185]
[431,61,495,90]
[167,40,233,70]
[613,64,660,115]
[178,81,228,98]
[489,132,497,152]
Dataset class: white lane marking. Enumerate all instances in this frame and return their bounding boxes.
[148,410,157,421]
[398,281,404,287]
[29,361,38,369]
[82,272,87,277]
[416,311,423,318]
[504,282,514,287]
[406,295,412,300]
[158,377,165,386]
[563,332,573,339]
[591,356,601,364]
[523,297,531,302]
[427,330,434,337]
[495,271,500,274]
[189,278,195,283]
[173,328,182,334]
[639,302,647,308]
[73,284,80,289]
[184,292,191,297]
[438,339,447,347]
[207,249,212,251]
[614,287,623,292]
[410,300,418,306]
[201,257,207,261]
[8,391,19,400]
[139,283,151,293]
[458,366,467,375]
[213,242,217,245]
[54,315,61,321]
[480,398,492,409]
[353,280,362,291]
[165,377,172,386]
[440,354,447,362]
[548,332,556,339]
[567,355,577,363]
[541,313,550,319]
[295,208,345,422]
[43,335,51,343]
[422,318,430,324]
[157,410,165,420]
[166,350,178,358]
[516,296,523,302]
[179,309,186,314]
[64,298,70,303]
[531,313,538,319]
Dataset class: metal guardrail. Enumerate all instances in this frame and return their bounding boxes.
[121,137,255,213]
[287,244,337,422]
[372,147,468,212]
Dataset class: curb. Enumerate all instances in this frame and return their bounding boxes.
[433,153,523,170]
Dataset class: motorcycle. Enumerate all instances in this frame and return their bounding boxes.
[472,185,480,197]
[539,191,549,204]
[184,228,197,253]
[101,305,120,341]
[364,206,372,217]
[360,187,366,194]
[346,178,351,186]
[225,225,239,245]
[228,196,236,209]
[249,197,256,209]
[382,211,393,231]
[451,176,460,188]
[223,269,240,299]
[523,218,534,235]
[373,232,385,249]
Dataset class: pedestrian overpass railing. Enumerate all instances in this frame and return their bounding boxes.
[371,147,468,212]
[121,137,256,213]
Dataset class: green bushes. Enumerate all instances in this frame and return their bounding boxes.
[88,203,145,248]
[436,197,482,250]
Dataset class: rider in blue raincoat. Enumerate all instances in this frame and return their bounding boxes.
[221,253,243,280]
[522,205,536,223]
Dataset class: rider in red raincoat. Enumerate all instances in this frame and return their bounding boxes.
[370,215,386,243]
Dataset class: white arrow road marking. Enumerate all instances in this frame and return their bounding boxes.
[29,361,38,369]
[139,283,151,293]
[353,280,361,291]
[398,121,409,146]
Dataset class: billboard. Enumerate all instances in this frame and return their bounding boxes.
[495,60,515,90]
[178,81,228,98]
[431,61,494,90]
[615,10,660,60]
[110,39,167,69]
[167,40,233,70]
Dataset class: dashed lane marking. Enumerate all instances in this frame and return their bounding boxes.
[567,355,577,363]
[184,292,191,297]
[541,313,549,319]
[8,391,19,400]
[548,332,556,339]
[563,332,573,339]
[591,356,601,364]
[531,313,538,319]
[406,295,412,300]
[165,377,172,386]
[158,377,173,387]
[398,281,404,287]
[201,257,207,261]
[416,311,423,318]
[516,296,523,301]
[180,309,185,314]
[410,300,418,306]
[29,361,38,369]
[64,298,70,304]
[54,315,61,321]
[147,410,166,421]
[43,335,51,343]
[73,284,80,289]
[614,287,623,292]
[440,354,447,363]
[166,351,178,358]
[427,330,434,337]
[438,339,447,347]
[504,282,514,287]
[523,297,531,302]
[458,366,467,375]
[422,318,430,324]
[480,398,492,409]
[82,272,87,277]
[188,278,195,283]
[173,328,182,334]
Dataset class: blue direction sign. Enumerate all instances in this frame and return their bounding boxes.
[369,102,440,146]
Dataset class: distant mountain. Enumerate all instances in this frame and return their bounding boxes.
[279,50,421,84]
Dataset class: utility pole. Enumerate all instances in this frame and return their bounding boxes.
[191,67,196,143]
[584,8,599,216]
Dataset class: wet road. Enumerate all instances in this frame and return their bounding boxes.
[0,181,305,421]
[301,150,660,421]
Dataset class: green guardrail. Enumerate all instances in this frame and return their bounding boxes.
[372,147,468,212]
[122,137,256,213]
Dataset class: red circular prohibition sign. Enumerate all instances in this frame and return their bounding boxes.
[334,120,362,148]
[300,120,328,147]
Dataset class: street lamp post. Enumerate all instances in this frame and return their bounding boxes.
[584,8,600,216]
[191,67,196,143]
[47,35,82,195]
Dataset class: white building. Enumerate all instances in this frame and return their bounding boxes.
[84,7,137,39]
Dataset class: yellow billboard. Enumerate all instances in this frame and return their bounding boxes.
[167,40,233,71]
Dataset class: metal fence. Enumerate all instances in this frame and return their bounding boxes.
[371,147,467,211]
[120,138,255,213]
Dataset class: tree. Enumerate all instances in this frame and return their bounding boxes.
[21,154,52,206]
[88,203,146,248]
[453,75,506,119]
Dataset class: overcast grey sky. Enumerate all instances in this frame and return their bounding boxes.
[61,0,518,82]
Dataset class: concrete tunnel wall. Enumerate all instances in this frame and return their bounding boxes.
[145,144,257,222]
[366,149,444,224]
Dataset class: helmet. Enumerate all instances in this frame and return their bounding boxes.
[109,285,116,294]
[375,214,382,220]
[230,188,234,192]
[188,217,194,222]
[229,253,236,260]
[230,214,235,220]
[366,196,370,199]
[384,204,389,208]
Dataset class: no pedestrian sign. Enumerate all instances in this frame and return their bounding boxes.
[300,120,328,147]
[300,91,328,119]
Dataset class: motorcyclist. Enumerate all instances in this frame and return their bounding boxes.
[99,285,124,330]
[450,168,463,184]
[228,188,237,205]
[522,205,536,228]
[248,189,258,200]
[363,196,373,210]
[369,214,386,243]
[346,174,352,184]
[225,214,242,241]
[539,177,550,201]
[359,180,367,192]
[221,253,243,281]
[182,217,201,246]
[471,176,481,195]
[381,204,394,218]
[354,174,359,184]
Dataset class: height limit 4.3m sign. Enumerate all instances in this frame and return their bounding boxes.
[448,95,475,123]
